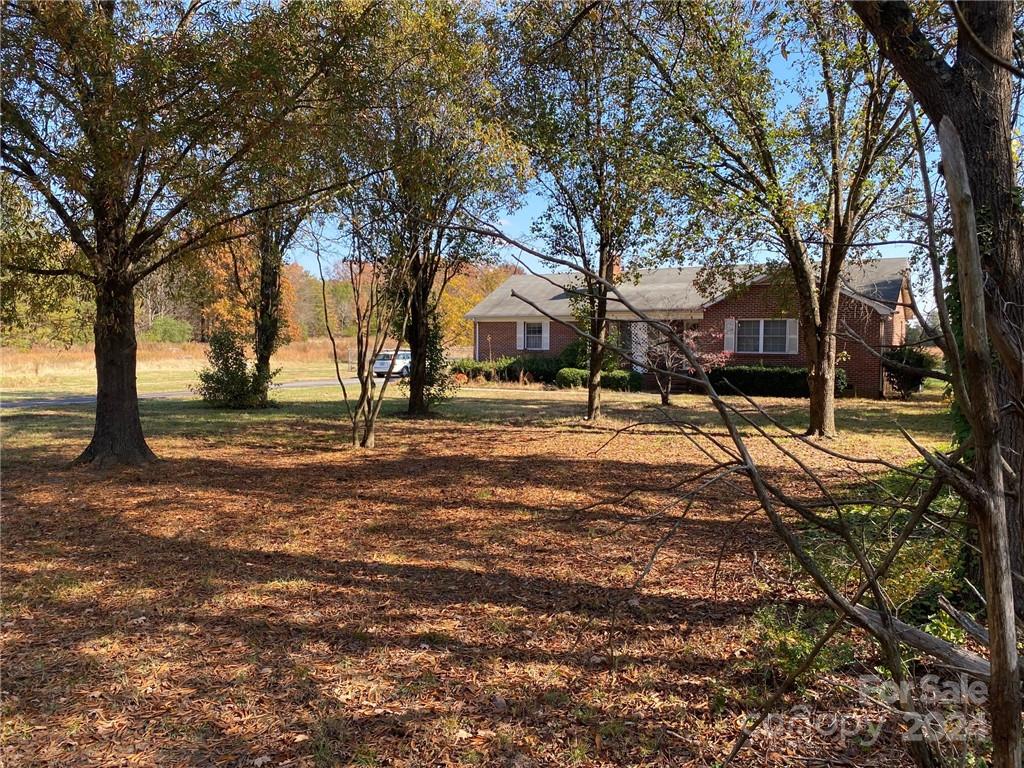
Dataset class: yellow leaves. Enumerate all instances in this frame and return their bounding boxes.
[438,264,520,347]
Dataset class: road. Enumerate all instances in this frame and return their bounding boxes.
[1,378,360,410]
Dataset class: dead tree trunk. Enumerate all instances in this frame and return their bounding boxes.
[938,117,1021,768]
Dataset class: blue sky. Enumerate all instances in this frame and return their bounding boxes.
[288,191,552,276]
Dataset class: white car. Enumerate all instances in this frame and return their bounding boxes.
[373,349,412,378]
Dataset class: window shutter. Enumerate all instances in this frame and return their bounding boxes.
[515,321,524,350]
[786,318,799,354]
[724,318,736,352]
[541,321,550,351]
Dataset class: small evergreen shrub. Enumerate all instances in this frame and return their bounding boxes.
[195,329,273,408]
[558,336,627,372]
[555,367,642,391]
[603,369,643,392]
[559,338,589,369]
[708,365,847,398]
[555,367,588,388]
[835,366,849,393]
[882,347,933,400]
[141,316,192,343]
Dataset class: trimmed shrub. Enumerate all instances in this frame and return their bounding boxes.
[555,367,642,391]
[603,369,643,392]
[555,367,588,388]
[141,316,192,343]
[882,347,933,400]
[708,365,848,398]
[450,356,517,381]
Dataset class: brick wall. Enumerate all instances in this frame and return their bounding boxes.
[698,283,893,398]
[474,320,578,360]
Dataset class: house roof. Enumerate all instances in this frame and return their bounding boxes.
[837,257,910,314]
[465,258,909,320]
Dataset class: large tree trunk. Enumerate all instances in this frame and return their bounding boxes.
[74,276,157,468]
[806,352,836,438]
[253,233,283,406]
[938,117,1021,768]
[405,284,430,417]
[805,292,840,438]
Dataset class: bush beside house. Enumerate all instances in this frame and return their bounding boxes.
[708,365,848,398]
[881,348,933,399]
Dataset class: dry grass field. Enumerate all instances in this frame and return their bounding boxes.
[0,382,954,767]
[0,339,356,400]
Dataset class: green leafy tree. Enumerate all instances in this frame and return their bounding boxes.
[1,1,373,465]
[349,1,526,417]
[0,174,93,347]
[634,0,915,436]
[504,1,664,420]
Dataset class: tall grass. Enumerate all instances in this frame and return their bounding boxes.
[0,337,353,391]
[2,338,471,392]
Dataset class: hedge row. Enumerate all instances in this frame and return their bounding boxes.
[555,367,642,392]
[449,355,565,384]
[707,365,848,398]
[449,356,517,381]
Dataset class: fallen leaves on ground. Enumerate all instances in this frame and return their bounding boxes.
[2,408,925,767]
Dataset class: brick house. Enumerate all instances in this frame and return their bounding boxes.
[466,258,912,398]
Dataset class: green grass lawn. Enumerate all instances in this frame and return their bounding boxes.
[2,380,952,466]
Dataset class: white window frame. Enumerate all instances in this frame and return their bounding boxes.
[523,321,545,351]
[731,318,798,355]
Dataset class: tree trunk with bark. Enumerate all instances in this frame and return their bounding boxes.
[805,288,841,438]
[587,244,618,421]
[405,279,430,416]
[852,0,1024,616]
[938,117,1021,768]
[253,232,283,406]
[587,301,607,421]
[657,378,671,406]
[848,7,1024,762]
[74,275,157,468]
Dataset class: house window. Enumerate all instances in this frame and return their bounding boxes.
[762,319,788,353]
[524,322,544,351]
[735,319,794,354]
[736,320,761,353]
